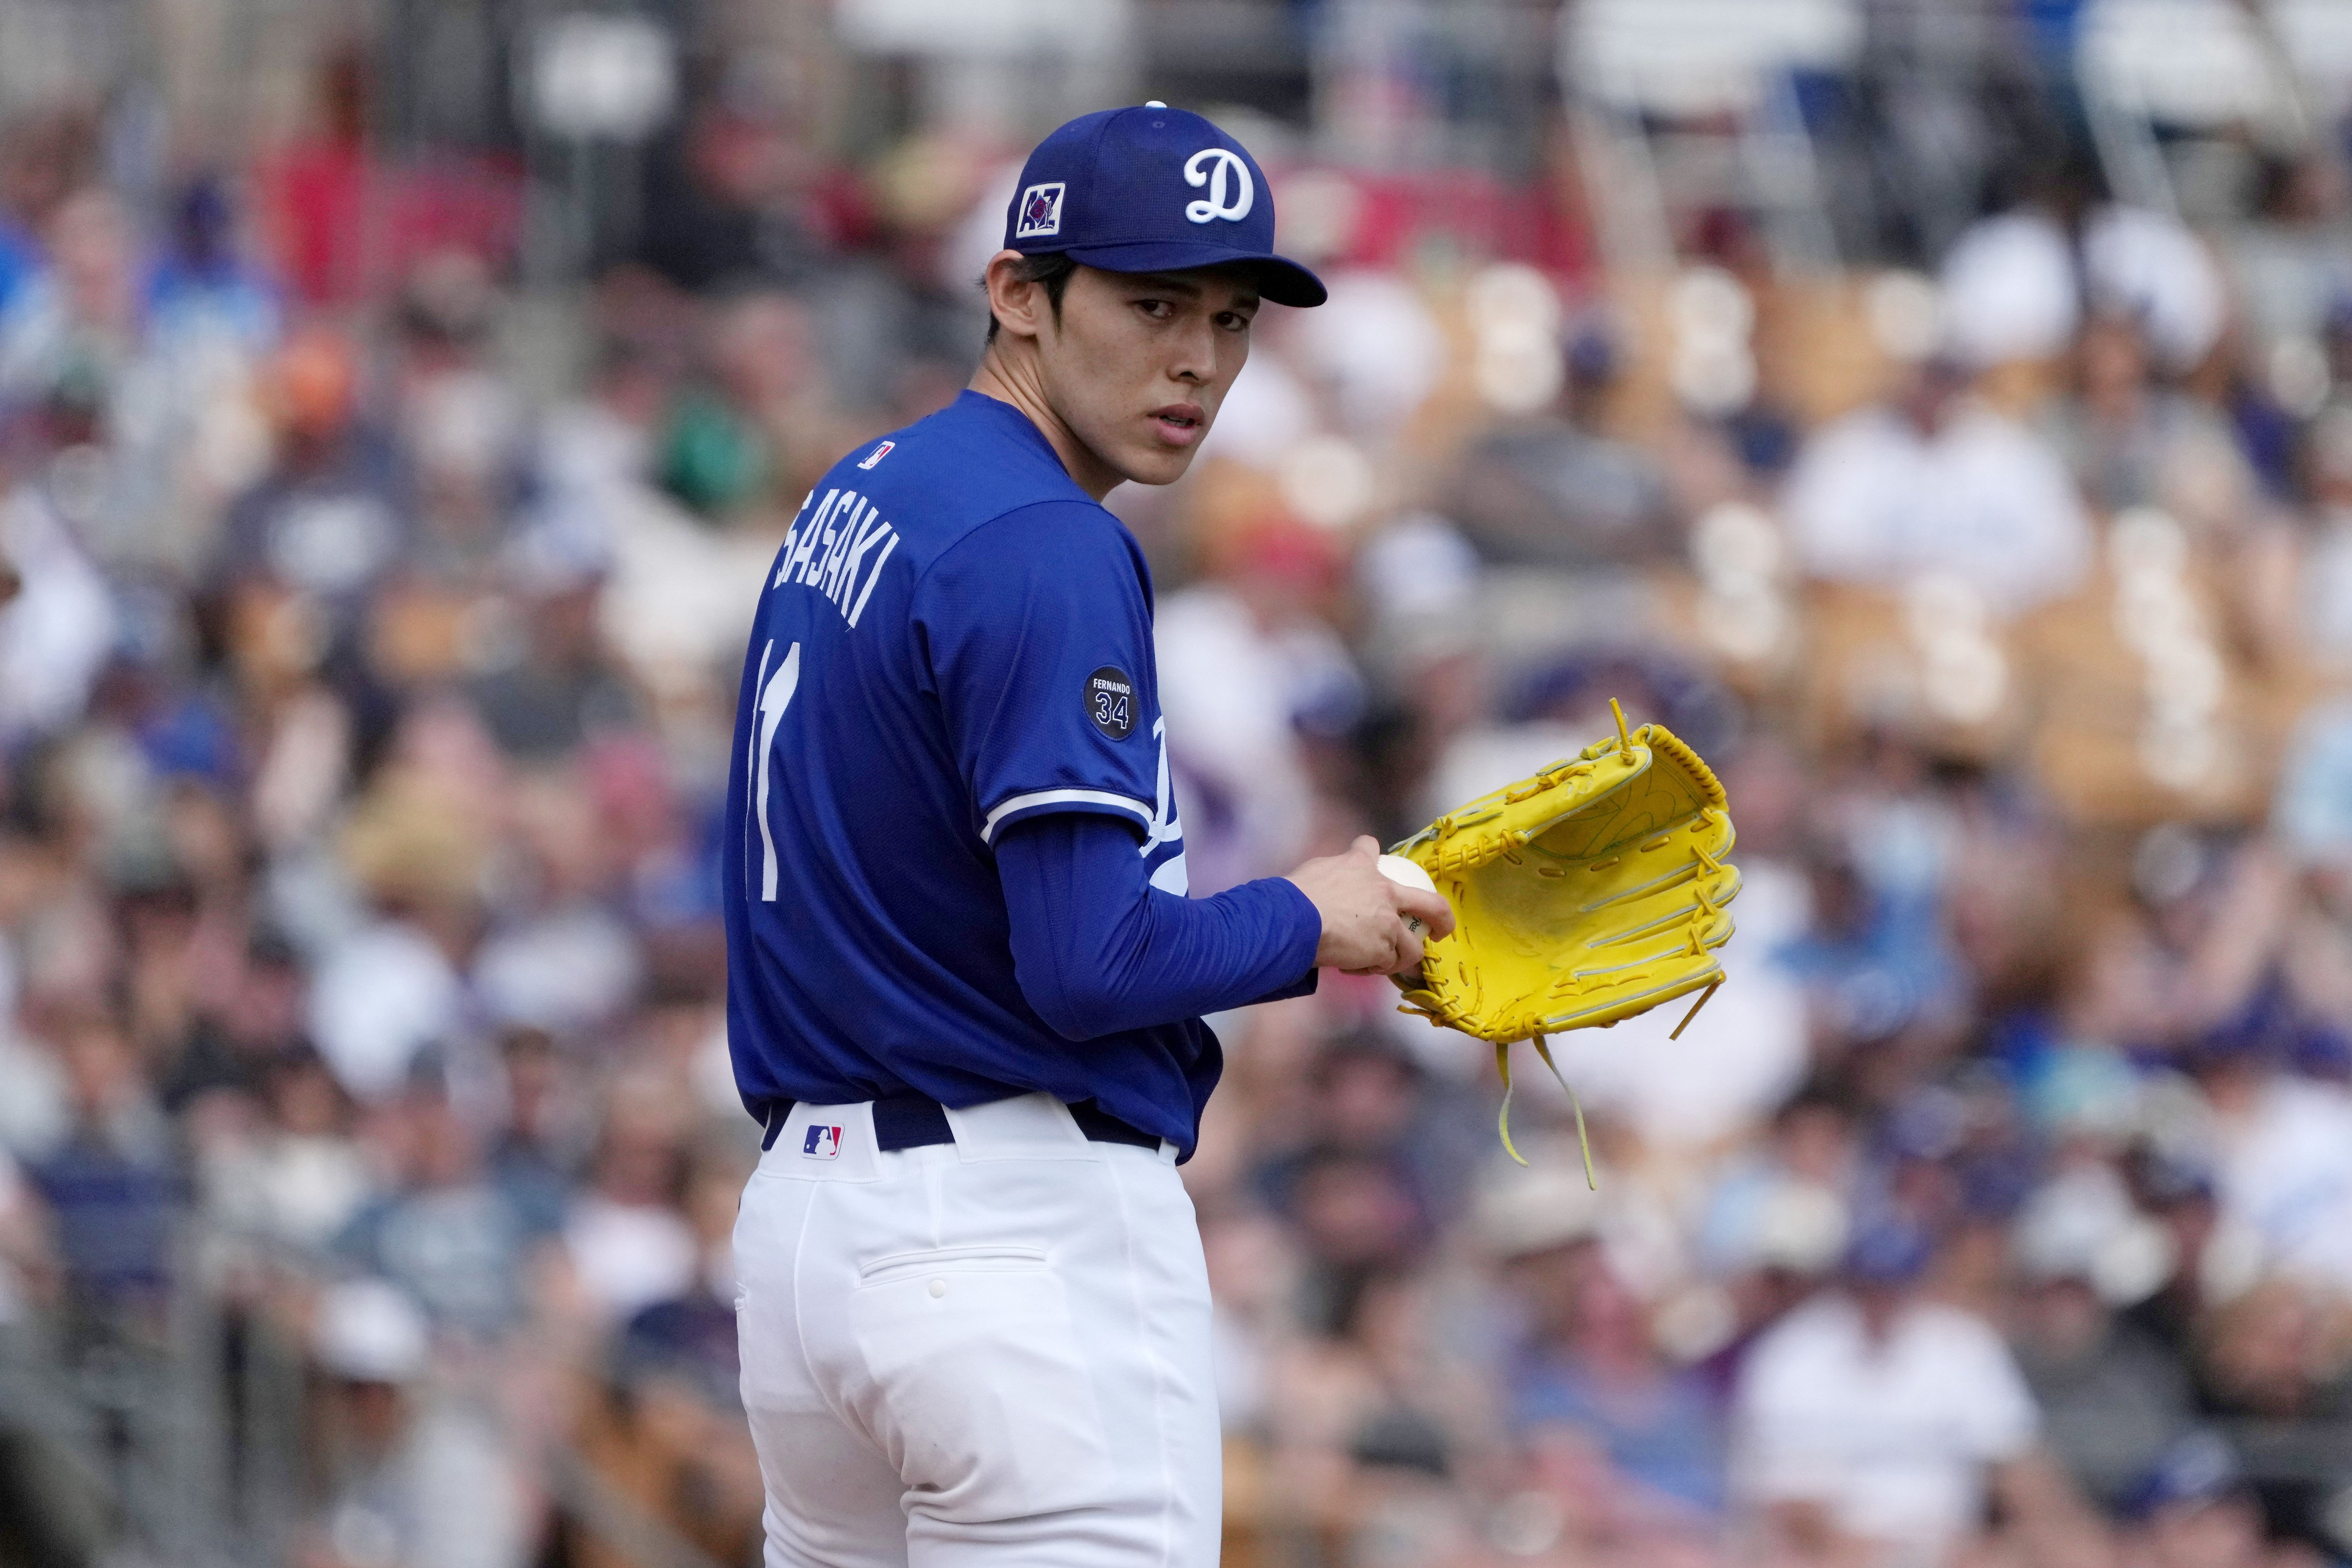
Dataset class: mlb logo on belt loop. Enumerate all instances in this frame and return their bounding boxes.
[856,440,894,470]
[1014,182,1065,239]
[803,1124,843,1159]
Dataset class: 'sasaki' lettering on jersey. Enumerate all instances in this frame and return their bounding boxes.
[770,488,902,629]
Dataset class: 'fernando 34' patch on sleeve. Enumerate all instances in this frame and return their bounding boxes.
[1087,666,1136,740]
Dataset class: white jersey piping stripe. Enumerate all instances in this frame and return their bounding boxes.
[980,788,1155,843]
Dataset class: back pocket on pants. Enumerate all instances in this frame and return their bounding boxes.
[849,1250,1118,1521]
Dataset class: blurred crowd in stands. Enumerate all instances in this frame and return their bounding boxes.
[3,3,2352,1566]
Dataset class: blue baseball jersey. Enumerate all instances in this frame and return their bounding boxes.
[722,391,1215,1148]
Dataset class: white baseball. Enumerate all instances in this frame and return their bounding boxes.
[1377,854,1438,936]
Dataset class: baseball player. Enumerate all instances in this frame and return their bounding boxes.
[722,103,1453,1568]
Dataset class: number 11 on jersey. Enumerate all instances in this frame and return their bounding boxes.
[751,639,802,901]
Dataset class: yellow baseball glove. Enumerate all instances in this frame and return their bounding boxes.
[1390,701,1739,1176]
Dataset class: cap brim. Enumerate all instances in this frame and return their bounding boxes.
[1053,240,1327,307]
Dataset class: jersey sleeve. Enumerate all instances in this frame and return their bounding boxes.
[995,811,1319,1040]
[914,500,1166,846]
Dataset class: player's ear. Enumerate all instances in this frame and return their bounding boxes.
[983,250,1050,344]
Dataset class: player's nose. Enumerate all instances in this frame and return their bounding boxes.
[1166,318,1217,385]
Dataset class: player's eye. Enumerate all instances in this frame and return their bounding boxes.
[1216,311,1253,332]
[1134,299,1175,321]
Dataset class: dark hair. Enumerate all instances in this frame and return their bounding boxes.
[984,252,1078,343]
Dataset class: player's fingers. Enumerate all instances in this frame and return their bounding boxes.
[1396,886,1454,940]
[1349,834,1382,861]
[1347,916,1408,977]
[1391,919,1426,974]
[1343,926,1397,977]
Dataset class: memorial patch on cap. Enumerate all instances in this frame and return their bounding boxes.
[1015,182,1065,239]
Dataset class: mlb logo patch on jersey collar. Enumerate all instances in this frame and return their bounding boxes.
[803,1123,844,1159]
[856,440,895,470]
[1014,182,1066,239]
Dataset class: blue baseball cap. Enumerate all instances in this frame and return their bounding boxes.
[2120,1432,2245,1521]
[1842,1217,1933,1285]
[1002,104,1327,308]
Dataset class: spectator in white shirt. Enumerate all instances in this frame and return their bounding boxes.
[2191,1038,2352,1293]
[302,1279,531,1568]
[560,1079,697,1326]
[1731,1220,2065,1565]
[1782,356,2093,617]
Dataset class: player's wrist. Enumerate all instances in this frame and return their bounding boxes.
[1264,875,1327,967]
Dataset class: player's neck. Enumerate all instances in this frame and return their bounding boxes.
[968,349,1124,502]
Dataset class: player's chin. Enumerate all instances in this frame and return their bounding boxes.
[1114,437,1206,488]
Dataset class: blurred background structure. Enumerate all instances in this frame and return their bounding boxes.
[3,0,2352,1564]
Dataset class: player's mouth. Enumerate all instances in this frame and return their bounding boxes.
[1148,403,1206,447]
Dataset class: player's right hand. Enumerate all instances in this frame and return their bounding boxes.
[1286,836,1456,977]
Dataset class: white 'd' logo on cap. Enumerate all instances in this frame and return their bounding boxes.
[1183,148,1253,224]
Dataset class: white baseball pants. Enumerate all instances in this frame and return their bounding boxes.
[734,1092,1222,1568]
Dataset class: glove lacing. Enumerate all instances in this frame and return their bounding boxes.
[1494,1033,1597,1189]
